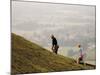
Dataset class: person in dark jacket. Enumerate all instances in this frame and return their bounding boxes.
[51,35,59,54]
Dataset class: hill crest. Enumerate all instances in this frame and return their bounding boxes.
[11,33,95,74]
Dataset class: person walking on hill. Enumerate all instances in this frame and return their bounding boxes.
[77,44,84,64]
[51,35,59,54]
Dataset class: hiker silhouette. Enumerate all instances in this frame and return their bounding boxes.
[77,44,84,64]
[51,35,59,54]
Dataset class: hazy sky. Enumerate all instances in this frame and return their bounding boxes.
[12,1,95,48]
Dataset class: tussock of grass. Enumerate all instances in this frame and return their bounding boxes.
[11,33,95,75]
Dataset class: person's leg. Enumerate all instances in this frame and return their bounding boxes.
[54,48,57,54]
[77,57,82,64]
[55,45,58,54]
[55,49,58,54]
[52,46,55,53]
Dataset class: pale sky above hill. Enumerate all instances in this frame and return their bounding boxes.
[12,1,95,48]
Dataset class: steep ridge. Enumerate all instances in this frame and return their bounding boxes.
[11,33,95,74]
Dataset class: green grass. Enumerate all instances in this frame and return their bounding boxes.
[11,33,95,75]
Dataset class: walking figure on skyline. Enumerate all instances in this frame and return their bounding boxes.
[51,35,59,54]
[77,44,84,64]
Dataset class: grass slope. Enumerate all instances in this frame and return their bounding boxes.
[11,33,95,75]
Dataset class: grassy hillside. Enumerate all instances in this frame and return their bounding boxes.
[11,33,95,75]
